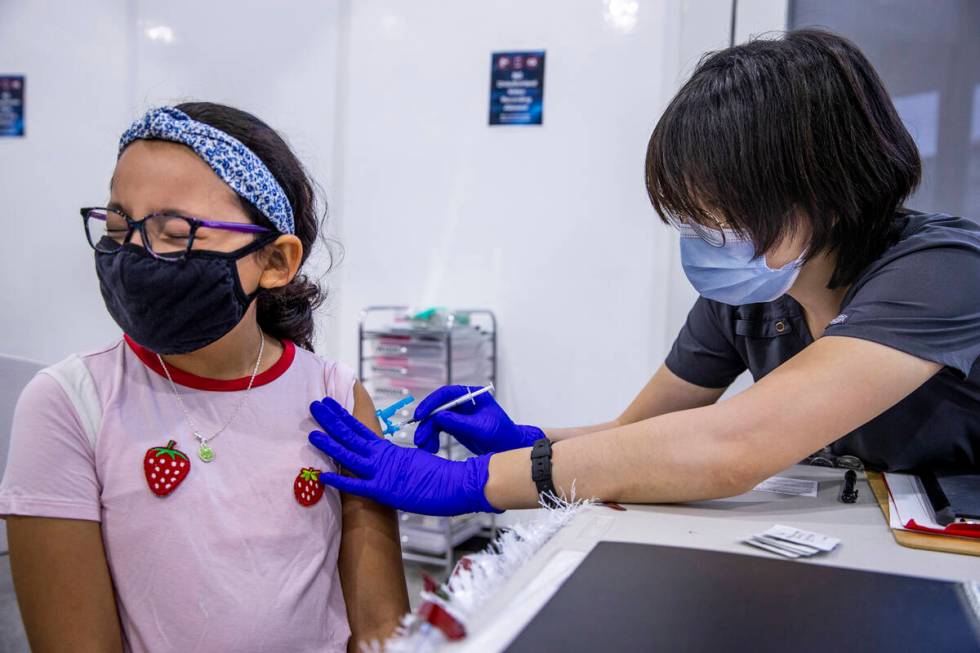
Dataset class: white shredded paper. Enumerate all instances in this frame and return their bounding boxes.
[371,492,591,652]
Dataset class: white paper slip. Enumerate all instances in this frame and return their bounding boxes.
[742,537,801,559]
[752,534,821,556]
[752,476,818,498]
[764,525,841,552]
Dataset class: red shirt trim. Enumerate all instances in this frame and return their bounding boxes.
[124,334,296,391]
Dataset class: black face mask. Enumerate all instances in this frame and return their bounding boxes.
[95,237,275,355]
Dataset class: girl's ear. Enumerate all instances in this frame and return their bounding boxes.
[258,235,304,290]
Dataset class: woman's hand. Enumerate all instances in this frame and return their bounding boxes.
[309,397,502,516]
[412,385,545,455]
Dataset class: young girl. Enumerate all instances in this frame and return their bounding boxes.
[0,103,408,651]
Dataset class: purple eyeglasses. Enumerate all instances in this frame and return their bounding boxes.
[80,206,274,261]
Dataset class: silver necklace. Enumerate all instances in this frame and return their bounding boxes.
[156,334,265,463]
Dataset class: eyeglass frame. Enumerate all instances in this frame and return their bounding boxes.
[664,210,730,248]
[79,206,274,261]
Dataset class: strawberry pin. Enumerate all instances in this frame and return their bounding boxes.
[294,467,325,506]
[144,440,191,496]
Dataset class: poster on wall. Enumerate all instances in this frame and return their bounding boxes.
[0,75,25,137]
[489,51,545,126]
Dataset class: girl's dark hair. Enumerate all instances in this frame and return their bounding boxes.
[176,101,329,351]
[645,29,920,288]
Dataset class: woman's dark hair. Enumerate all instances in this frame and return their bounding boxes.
[176,101,329,351]
[645,29,920,288]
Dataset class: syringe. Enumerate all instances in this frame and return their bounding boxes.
[397,383,495,431]
[376,395,415,436]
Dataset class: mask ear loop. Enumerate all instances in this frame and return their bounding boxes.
[762,246,809,273]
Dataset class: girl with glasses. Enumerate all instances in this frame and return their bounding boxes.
[0,103,408,651]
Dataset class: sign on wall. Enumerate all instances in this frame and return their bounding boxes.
[0,75,25,137]
[489,51,545,126]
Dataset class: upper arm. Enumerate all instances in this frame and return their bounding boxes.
[338,381,408,646]
[7,517,123,653]
[0,373,102,521]
[707,335,942,483]
[0,372,121,651]
[617,363,727,425]
[351,381,383,438]
[823,244,980,377]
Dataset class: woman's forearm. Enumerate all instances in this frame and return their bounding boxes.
[545,420,620,442]
[486,410,753,509]
[485,337,944,510]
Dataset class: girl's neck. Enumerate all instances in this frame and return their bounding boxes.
[159,307,284,379]
[787,250,850,340]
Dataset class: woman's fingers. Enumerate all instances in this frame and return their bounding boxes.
[412,420,441,453]
[308,430,374,478]
[309,399,373,455]
[316,471,373,497]
[317,398,378,439]
[431,410,479,438]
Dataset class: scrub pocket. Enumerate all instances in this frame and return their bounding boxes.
[735,318,794,338]
[734,316,801,379]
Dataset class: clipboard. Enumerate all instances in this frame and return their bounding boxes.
[866,471,980,557]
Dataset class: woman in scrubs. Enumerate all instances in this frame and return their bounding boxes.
[307,29,979,516]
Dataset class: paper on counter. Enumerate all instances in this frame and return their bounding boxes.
[753,534,821,556]
[742,525,841,559]
[764,524,841,552]
[752,476,819,497]
[743,537,802,559]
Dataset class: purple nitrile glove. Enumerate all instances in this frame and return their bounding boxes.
[412,385,545,455]
[308,397,501,517]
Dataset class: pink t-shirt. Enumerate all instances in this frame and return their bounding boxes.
[0,337,355,652]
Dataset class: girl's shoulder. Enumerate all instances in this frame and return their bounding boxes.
[30,338,127,401]
[288,344,358,412]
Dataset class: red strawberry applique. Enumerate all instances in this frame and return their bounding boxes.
[294,468,324,506]
[144,440,191,496]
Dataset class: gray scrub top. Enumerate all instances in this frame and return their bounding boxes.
[665,211,980,472]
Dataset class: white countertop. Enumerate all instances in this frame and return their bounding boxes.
[447,465,979,652]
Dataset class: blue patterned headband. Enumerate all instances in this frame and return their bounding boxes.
[118,106,294,234]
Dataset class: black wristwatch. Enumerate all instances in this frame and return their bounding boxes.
[530,437,559,507]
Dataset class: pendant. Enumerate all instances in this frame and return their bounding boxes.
[198,441,215,463]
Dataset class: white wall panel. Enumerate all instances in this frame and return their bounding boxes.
[0,0,130,363]
[333,0,732,425]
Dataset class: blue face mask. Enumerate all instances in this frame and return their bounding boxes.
[679,227,804,305]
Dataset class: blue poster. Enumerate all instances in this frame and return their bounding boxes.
[0,75,25,137]
[489,51,545,126]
